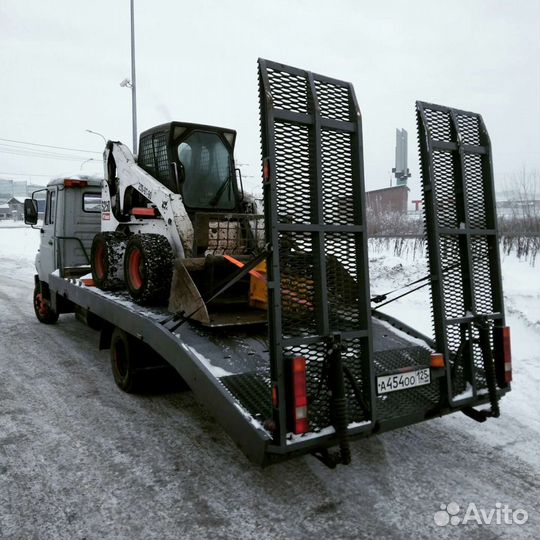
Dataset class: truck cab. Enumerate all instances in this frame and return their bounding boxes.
[25,176,102,322]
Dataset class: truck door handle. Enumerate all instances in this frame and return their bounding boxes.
[48,240,53,245]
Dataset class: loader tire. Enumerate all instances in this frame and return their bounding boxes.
[124,234,173,305]
[110,328,144,393]
[33,284,59,324]
[91,232,127,290]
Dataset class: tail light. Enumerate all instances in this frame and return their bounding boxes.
[494,326,512,386]
[501,327,512,383]
[64,179,88,188]
[290,356,309,434]
[430,352,445,368]
[262,158,271,182]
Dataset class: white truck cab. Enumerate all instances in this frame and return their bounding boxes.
[24,175,102,322]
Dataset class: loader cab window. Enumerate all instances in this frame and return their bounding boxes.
[177,131,235,209]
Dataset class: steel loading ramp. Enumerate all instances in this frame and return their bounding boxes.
[416,102,508,409]
[258,58,375,453]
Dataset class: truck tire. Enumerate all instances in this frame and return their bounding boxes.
[91,232,127,290]
[33,284,59,324]
[110,328,144,393]
[124,234,173,305]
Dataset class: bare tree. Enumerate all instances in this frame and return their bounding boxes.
[498,167,539,262]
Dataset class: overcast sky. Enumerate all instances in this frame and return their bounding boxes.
[1,0,538,198]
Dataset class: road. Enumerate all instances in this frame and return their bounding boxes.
[0,232,538,540]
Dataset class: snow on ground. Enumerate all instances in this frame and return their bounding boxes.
[369,238,540,467]
[0,222,40,280]
[0,227,538,539]
[0,220,29,228]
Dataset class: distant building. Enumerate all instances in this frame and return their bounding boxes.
[366,185,409,215]
[7,197,25,220]
[0,178,14,199]
[392,129,411,187]
[0,178,46,200]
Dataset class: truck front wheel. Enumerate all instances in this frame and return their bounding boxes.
[124,234,173,305]
[33,285,59,324]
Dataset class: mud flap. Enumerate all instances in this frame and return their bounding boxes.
[416,101,507,409]
[258,59,374,450]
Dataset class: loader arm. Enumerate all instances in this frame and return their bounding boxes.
[103,141,194,258]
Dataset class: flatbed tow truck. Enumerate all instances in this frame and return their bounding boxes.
[24,59,512,467]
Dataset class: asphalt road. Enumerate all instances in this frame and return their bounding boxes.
[1,267,538,540]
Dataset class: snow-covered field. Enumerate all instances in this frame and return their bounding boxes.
[0,224,538,540]
[369,240,540,468]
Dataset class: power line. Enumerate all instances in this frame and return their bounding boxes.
[0,136,101,155]
[0,147,96,162]
[0,171,56,177]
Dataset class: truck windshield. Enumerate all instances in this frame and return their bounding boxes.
[178,132,234,209]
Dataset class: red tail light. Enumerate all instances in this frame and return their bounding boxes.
[291,356,309,434]
[501,327,512,383]
[272,384,278,408]
[64,179,88,188]
[262,158,270,182]
[494,326,512,385]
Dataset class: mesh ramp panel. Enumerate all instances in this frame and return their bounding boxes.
[416,102,506,405]
[259,59,373,445]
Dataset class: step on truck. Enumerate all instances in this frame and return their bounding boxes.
[24,59,512,467]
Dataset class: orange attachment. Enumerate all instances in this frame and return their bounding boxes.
[223,255,268,310]
[81,278,95,287]
[430,352,445,368]
[249,261,267,309]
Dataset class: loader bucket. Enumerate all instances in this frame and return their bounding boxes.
[168,212,268,327]
[168,259,210,325]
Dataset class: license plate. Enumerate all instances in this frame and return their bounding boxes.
[377,368,431,395]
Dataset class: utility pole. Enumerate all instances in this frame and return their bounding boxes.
[130,0,138,155]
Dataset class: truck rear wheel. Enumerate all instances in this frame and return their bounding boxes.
[110,328,144,393]
[124,234,173,305]
[91,232,127,290]
[33,284,59,324]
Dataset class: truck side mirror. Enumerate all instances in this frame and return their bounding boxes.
[24,198,38,225]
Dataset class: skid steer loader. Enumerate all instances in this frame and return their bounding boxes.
[91,122,268,326]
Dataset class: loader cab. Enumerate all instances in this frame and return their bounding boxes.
[138,122,241,212]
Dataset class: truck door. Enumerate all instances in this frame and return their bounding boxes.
[37,187,58,281]
[58,188,101,273]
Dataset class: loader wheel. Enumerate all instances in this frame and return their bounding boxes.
[33,285,59,324]
[110,328,144,393]
[124,234,173,305]
[91,232,127,290]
